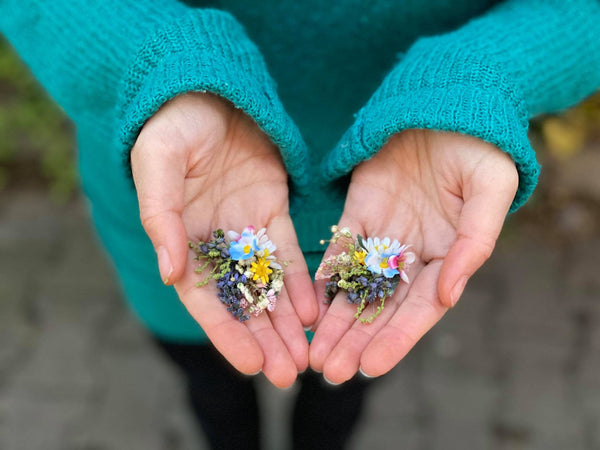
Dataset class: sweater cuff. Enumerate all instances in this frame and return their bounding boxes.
[118,9,309,190]
[321,36,540,213]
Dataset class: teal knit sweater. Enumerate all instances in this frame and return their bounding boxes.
[1,0,599,341]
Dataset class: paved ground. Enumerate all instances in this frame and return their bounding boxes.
[0,187,599,450]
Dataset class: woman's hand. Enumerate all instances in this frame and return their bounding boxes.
[310,129,518,383]
[131,93,318,388]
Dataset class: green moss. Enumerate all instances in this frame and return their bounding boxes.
[0,38,76,201]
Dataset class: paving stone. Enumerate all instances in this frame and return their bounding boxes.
[420,322,500,448]
[1,187,599,450]
[64,306,207,450]
[494,365,585,449]
[67,346,186,450]
[430,278,499,378]
[255,378,297,450]
[557,146,600,201]
[0,272,36,383]
[350,414,423,450]
[350,354,426,450]
[0,190,64,262]
[0,392,88,450]
[578,391,600,449]
[563,238,600,317]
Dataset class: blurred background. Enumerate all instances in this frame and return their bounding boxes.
[0,36,599,450]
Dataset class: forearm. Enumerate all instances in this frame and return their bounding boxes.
[0,1,309,189]
[0,1,189,120]
[322,0,600,212]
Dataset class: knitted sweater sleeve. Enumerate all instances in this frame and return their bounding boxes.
[321,0,600,212]
[0,0,309,189]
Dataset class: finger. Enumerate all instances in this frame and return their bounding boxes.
[131,138,188,285]
[244,311,298,388]
[322,278,414,384]
[360,260,447,377]
[312,218,365,328]
[268,284,310,372]
[180,242,297,388]
[438,167,517,307]
[311,278,334,331]
[309,290,358,373]
[309,217,367,372]
[177,272,265,376]
[267,214,318,327]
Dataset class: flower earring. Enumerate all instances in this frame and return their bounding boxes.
[316,226,415,323]
[190,226,285,322]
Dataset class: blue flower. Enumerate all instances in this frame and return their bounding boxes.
[363,237,414,279]
[228,227,260,260]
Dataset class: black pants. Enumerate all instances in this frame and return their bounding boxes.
[154,339,373,450]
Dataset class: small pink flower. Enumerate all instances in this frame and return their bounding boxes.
[266,289,277,312]
[388,255,400,270]
[315,255,344,280]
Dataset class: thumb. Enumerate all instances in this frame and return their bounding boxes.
[438,162,518,308]
[131,141,188,285]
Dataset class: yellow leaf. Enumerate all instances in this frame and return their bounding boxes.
[541,117,587,160]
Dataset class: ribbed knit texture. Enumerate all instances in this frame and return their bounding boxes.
[119,9,310,191]
[0,1,190,130]
[321,0,600,212]
[1,0,599,340]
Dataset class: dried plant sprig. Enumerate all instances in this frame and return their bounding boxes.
[189,226,285,322]
[316,226,415,323]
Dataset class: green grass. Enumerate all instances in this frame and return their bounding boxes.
[0,38,76,201]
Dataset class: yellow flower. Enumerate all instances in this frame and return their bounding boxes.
[250,257,273,285]
[353,250,367,265]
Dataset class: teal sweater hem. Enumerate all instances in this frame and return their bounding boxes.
[324,85,537,213]
[2,0,600,342]
[322,0,600,212]
[119,9,311,193]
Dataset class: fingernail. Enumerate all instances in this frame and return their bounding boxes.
[323,375,341,386]
[303,325,313,332]
[450,276,469,307]
[157,246,173,285]
[278,381,296,391]
[359,367,373,378]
